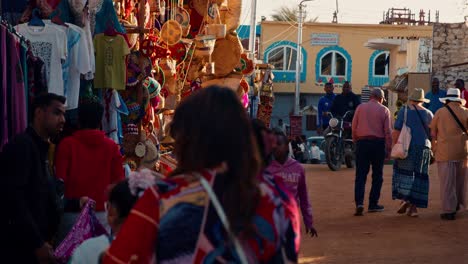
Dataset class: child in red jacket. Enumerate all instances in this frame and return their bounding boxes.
[55,99,125,242]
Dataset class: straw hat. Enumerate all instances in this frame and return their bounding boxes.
[408,88,429,103]
[211,33,242,77]
[439,88,466,105]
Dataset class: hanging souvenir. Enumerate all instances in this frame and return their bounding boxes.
[164,76,178,95]
[159,58,177,77]
[240,78,249,94]
[174,0,191,37]
[160,20,183,45]
[210,33,242,77]
[140,36,160,59]
[223,0,241,32]
[193,34,216,58]
[140,140,160,170]
[142,77,162,99]
[188,0,204,36]
[127,51,153,80]
[154,66,166,87]
[138,0,151,29]
[120,14,139,49]
[235,52,255,75]
[168,42,188,65]
[204,3,226,39]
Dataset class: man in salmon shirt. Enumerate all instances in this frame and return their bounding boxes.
[55,98,125,242]
[268,130,318,237]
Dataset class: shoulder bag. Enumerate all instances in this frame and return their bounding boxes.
[391,105,412,159]
[444,104,468,134]
[413,105,435,164]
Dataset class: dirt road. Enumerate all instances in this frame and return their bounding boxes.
[299,164,468,264]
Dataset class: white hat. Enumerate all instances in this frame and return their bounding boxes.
[439,88,466,105]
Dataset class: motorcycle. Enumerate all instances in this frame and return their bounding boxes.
[324,111,355,171]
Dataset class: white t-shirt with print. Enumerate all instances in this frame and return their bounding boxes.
[16,23,68,96]
[67,23,92,109]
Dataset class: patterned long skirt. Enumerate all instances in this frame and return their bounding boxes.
[392,144,431,208]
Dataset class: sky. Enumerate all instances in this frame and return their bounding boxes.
[240,0,467,25]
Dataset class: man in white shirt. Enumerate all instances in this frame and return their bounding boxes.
[310,141,321,164]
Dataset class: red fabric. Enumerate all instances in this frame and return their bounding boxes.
[461,89,468,107]
[55,130,125,211]
[47,0,61,9]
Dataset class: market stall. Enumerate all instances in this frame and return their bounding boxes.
[1,0,268,174]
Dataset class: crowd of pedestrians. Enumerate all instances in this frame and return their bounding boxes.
[1,77,468,263]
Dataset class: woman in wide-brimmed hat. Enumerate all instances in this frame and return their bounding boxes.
[430,88,468,220]
[392,88,434,217]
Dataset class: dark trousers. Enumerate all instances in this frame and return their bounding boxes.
[355,139,385,207]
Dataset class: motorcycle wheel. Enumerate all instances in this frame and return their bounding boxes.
[325,137,342,171]
[345,154,355,168]
[344,143,355,168]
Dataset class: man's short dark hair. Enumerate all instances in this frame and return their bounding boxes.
[78,99,104,129]
[273,129,288,143]
[31,93,66,120]
[456,79,465,88]
[325,82,333,87]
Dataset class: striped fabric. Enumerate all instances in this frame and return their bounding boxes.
[392,144,431,208]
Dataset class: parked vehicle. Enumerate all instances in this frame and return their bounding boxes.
[323,111,355,171]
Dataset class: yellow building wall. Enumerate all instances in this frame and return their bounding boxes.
[260,22,433,94]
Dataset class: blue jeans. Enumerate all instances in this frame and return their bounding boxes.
[355,139,385,207]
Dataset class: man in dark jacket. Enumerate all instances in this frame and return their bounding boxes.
[2,93,66,263]
[330,81,361,119]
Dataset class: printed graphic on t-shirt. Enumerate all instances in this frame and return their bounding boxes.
[105,46,113,65]
[31,42,52,82]
[277,171,300,184]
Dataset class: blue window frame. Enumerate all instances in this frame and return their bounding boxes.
[264,41,307,82]
[368,50,390,87]
[315,46,352,85]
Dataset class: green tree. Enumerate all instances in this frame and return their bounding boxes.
[270,6,318,23]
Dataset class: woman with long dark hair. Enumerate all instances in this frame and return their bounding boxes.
[102,86,299,263]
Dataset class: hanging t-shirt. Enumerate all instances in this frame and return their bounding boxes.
[93,34,130,90]
[102,89,129,144]
[15,23,68,96]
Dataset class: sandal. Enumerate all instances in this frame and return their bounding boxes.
[397,201,410,214]
[407,206,418,217]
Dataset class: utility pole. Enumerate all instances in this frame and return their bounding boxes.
[335,0,339,23]
[248,0,257,56]
[294,0,313,115]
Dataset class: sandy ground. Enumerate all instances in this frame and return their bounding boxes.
[298,164,468,264]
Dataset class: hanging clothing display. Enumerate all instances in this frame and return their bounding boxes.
[0,19,30,150]
[93,33,130,90]
[43,20,93,109]
[15,23,68,96]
